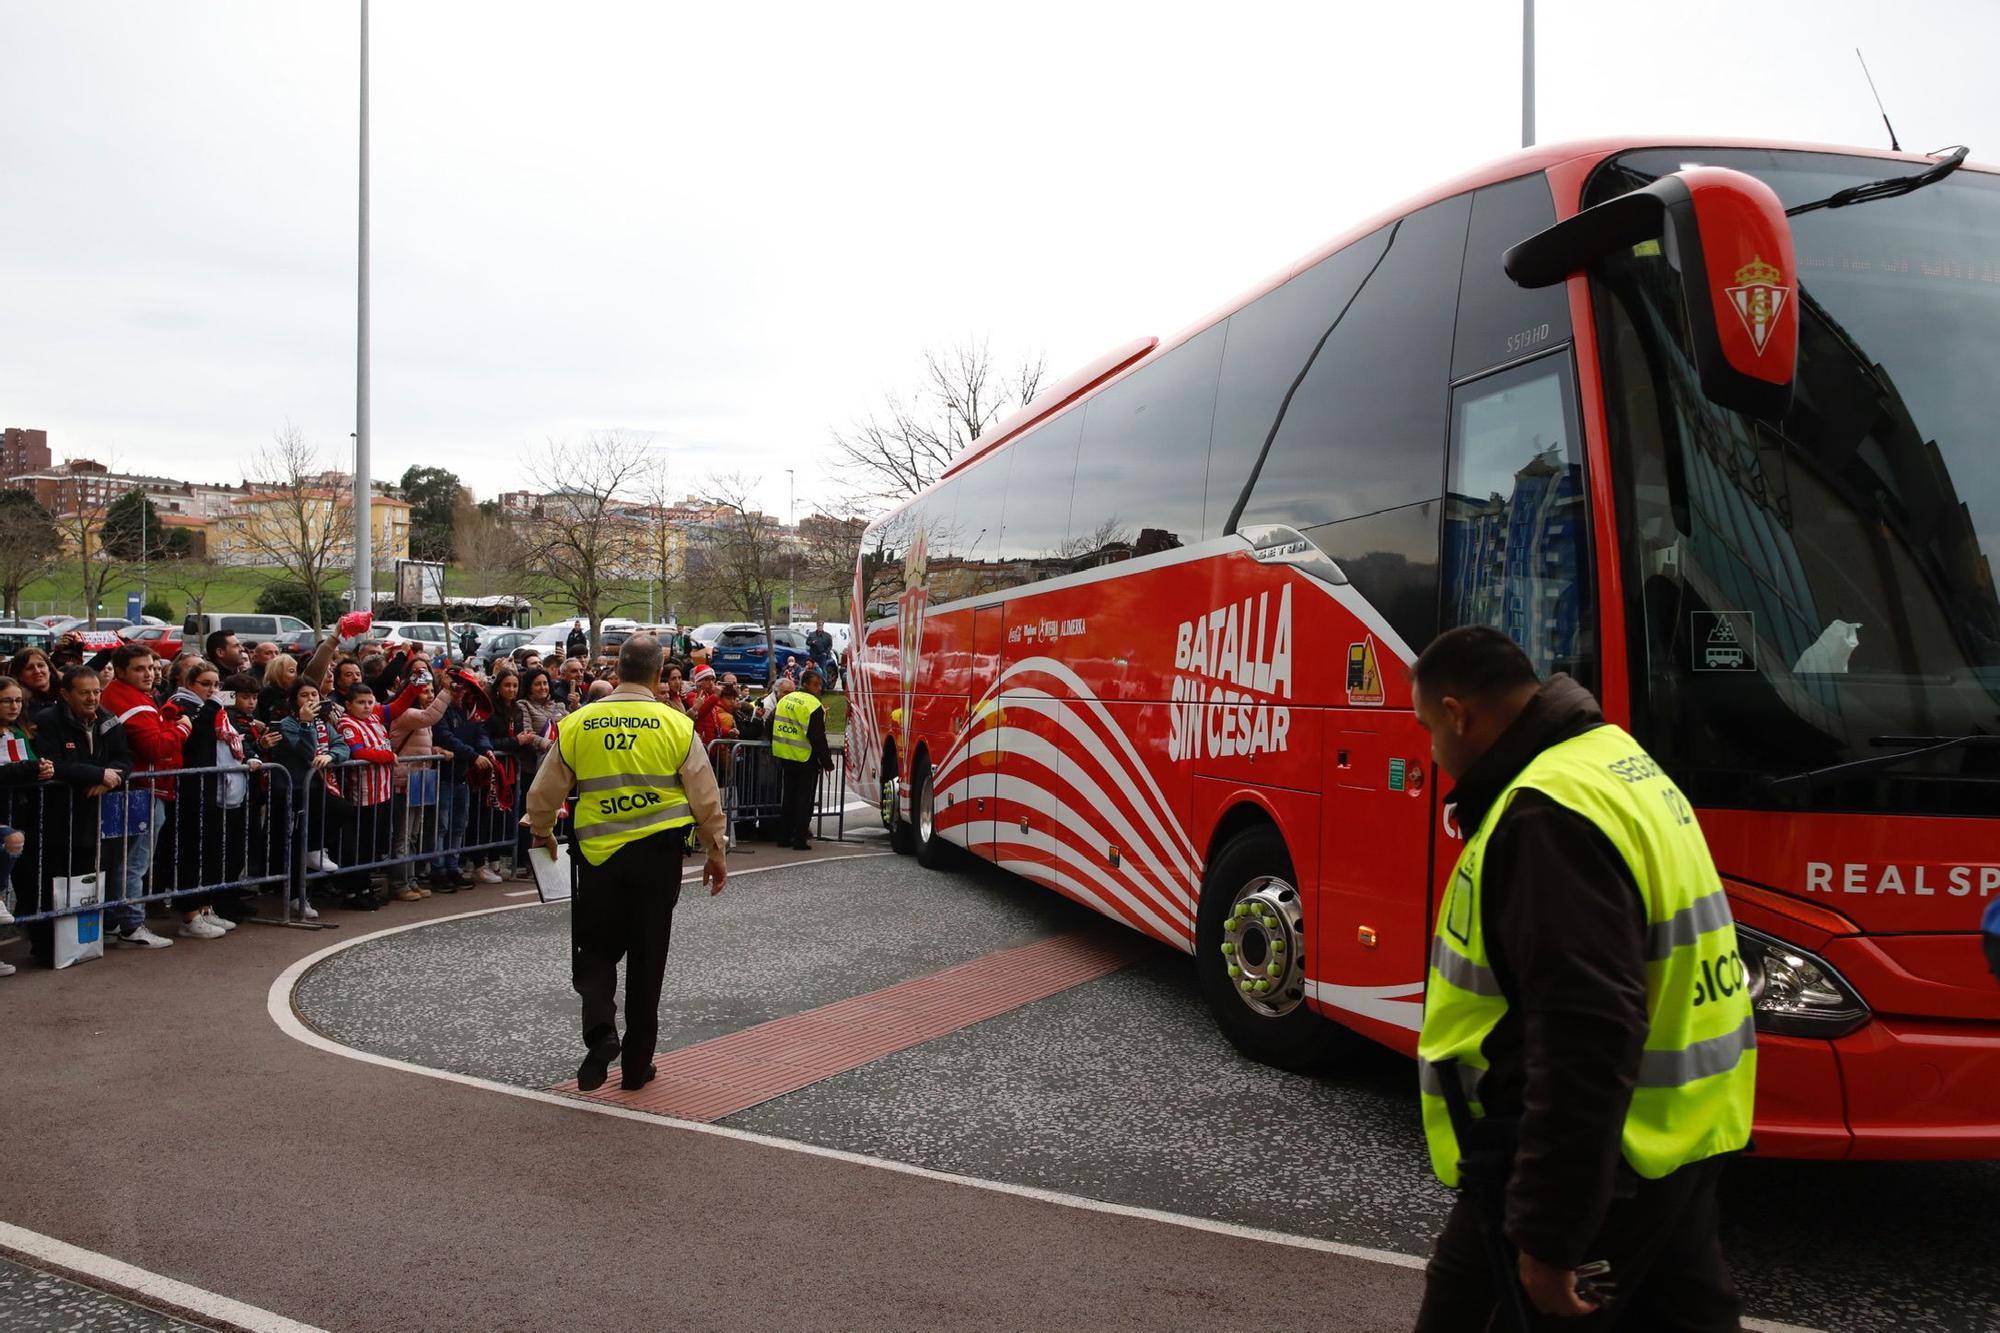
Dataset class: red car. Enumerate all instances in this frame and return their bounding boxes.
[118,623,185,658]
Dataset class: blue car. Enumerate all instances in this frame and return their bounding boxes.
[707,624,813,684]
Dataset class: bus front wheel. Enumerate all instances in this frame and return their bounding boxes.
[1195,824,1339,1073]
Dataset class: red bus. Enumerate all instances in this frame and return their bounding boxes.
[846,137,2000,1161]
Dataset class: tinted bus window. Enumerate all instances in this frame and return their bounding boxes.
[1234,194,1471,533]
[1206,226,1393,539]
[1453,174,1572,380]
[929,452,1010,606]
[1301,499,1441,654]
[1443,353,1592,682]
[997,408,1083,581]
[1065,323,1226,571]
[860,505,917,622]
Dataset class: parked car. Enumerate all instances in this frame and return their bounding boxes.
[49,616,138,651]
[475,628,537,669]
[278,626,318,657]
[118,623,186,658]
[708,624,812,684]
[181,613,315,651]
[366,620,463,663]
[0,623,53,656]
[687,621,733,649]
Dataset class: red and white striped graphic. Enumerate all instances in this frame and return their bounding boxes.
[929,656,1202,953]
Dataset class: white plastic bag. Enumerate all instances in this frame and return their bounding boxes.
[53,873,106,970]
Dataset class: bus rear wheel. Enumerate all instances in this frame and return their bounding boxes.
[1195,824,1338,1073]
[883,764,914,856]
[911,758,956,869]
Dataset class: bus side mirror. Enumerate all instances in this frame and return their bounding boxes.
[1505,166,1797,421]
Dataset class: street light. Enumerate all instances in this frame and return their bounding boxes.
[786,468,795,624]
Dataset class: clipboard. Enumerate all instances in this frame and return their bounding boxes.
[530,841,574,903]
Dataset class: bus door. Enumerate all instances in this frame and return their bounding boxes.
[959,604,1005,853]
[1317,715,1435,1044]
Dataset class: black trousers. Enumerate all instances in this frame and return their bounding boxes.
[779,758,817,846]
[571,834,686,1077]
[1414,1156,1740,1332]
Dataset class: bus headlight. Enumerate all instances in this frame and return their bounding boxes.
[1736,925,1869,1038]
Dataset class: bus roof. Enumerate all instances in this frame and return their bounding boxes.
[941,134,1985,484]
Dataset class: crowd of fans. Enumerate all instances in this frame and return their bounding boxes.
[0,618,829,975]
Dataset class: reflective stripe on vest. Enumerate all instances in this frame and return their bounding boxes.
[772,691,821,763]
[1416,724,1756,1186]
[558,698,695,866]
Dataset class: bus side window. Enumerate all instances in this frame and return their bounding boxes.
[995,409,1082,584]
[1452,174,1572,380]
[1442,354,1594,684]
[1063,323,1225,572]
[1231,194,1470,535]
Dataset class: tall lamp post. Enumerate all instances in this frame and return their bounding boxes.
[785,468,795,624]
[352,0,373,628]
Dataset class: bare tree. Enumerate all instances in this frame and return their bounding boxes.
[633,455,691,624]
[451,498,525,600]
[51,502,130,629]
[0,490,60,621]
[516,433,652,653]
[694,473,786,652]
[830,339,1046,504]
[236,424,354,630]
[152,557,228,619]
[795,510,869,624]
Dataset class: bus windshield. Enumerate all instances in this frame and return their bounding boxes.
[1589,148,2000,815]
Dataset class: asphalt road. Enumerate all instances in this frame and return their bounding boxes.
[291,841,2000,1333]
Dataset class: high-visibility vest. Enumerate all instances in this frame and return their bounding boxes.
[1417,724,1755,1185]
[558,697,696,866]
[772,691,821,763]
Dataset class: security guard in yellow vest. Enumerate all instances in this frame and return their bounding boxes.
[1409,627,1754,1330]
[523,634,729,1093]
[772,668,833,850]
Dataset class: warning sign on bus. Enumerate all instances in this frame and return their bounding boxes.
[1692,611,1755,672]
[1346,636,1385,706]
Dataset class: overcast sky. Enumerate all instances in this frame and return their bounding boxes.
[3,0,1996,521]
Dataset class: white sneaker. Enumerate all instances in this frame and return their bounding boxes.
[0,901,14,926]
[298,901,320,921]
[112,924,174,949]
[178,915,226,940]
[305,851,340,873]
[476,867,503,884]
[202,908,238,932]
[0,959,16,976]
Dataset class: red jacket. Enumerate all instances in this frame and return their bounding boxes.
[102,678,183,801]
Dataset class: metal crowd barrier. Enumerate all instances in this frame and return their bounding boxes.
[293,755,529,903]
[705,737,849,850]
[4,762,296,930]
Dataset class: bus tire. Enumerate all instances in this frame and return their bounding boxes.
[1195,824,1338,1073]
[912,758,955,869]
[885,762,915,856]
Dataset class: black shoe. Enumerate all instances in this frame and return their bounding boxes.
[429,878,458,894]
[343,894,382,912]
[620,1063,658,1092]
[577,1033,622,1092]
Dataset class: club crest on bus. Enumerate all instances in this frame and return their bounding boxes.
[1168,585,1294,761]
[1725,255,1790,355]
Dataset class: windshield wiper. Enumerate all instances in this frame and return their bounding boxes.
[1762,731,1999,796]
[1786,146,1971,217]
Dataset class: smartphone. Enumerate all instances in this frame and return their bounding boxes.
[217,689,236,707]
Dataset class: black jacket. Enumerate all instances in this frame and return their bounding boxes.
[1443,674,1651,1269]
[31,701,132,872]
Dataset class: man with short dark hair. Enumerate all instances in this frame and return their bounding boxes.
[771,667,832,850]
[565,620,588,661]
[1408,626,1754,1330]
[22,668,135,962]
[102,647,202,941]
[205,630,247,675]
[523,635,729,1092]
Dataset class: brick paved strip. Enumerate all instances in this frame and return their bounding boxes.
[552,929,1143,1119]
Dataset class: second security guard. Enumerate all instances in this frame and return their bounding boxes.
[1409,626,1755,1330]
[523,634,729,1093]
[772,667,833,850]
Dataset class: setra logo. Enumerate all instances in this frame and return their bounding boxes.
[1725,256,1791,355]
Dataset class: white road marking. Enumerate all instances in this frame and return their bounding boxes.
[0,1220,327,1333]
[502,889,537,898]
[263,851,1823,1333]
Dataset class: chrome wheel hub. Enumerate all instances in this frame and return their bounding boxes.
[882,775,900,830]
[1220,877,1306,1017]
[918,776,937,843]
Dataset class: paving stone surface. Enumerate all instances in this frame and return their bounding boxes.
[0,1256,200,1332]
